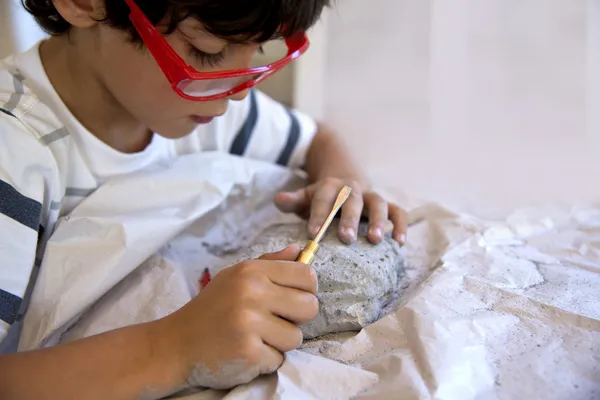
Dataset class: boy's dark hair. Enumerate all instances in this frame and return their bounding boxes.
[22,0,329,42]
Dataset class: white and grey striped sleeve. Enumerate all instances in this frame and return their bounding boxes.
[212,89,318,169]
[0,113,49,347]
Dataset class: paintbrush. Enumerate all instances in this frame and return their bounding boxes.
[296,185,353,265]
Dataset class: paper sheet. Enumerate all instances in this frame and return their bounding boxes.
[20,153,600,399]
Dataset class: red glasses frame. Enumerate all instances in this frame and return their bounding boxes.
[123,0,311,101]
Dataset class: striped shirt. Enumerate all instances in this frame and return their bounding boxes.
[0,42,317,350]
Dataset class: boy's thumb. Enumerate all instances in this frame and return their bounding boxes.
[259,244,301,261]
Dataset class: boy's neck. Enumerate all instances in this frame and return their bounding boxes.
[39,36,153,154]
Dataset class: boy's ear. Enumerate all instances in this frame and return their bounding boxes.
[52,0,107,29]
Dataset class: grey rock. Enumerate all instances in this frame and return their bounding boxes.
[236,221,405,339]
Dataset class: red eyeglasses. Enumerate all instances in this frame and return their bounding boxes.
[123,0,310,101]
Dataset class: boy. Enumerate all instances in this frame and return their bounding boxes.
[0,0,407,397]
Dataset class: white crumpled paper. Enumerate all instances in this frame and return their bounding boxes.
[20,152,600,399]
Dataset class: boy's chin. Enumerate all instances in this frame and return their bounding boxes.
[151,121,202,140]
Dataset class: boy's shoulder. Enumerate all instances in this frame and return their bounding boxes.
[0,55,39,122]
[0,51,68,200]
[0,52,71,148]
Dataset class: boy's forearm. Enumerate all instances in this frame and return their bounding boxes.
[304,124,368,187]
[0,320,184,400]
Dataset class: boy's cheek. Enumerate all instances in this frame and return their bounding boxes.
[94,29,228,133]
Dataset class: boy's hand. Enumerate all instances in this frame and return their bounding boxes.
[157,245,318,390]
[274,178,407,245]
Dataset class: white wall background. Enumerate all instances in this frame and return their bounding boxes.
[325,0,600,218]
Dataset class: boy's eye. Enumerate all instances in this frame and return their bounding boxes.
[188,45,226,67]
[188,44,267,68]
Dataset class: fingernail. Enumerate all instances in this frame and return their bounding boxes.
[345,228,356,241]
[370,228,382,240]
[397,233,407,245]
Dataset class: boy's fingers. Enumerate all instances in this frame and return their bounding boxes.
[259,244,301,262]
[389,204,408,245]
[258,342,285,375]
[307,184,340,238]
[259,258,318,294]
[258,315,304,353]
[338,189,363,244]
[364,192,388,244]
[274,188,311,214]
[269,285,319,324]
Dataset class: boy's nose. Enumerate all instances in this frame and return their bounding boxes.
[229,89,250,101]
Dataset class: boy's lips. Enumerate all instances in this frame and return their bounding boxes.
[190,115,215,124]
